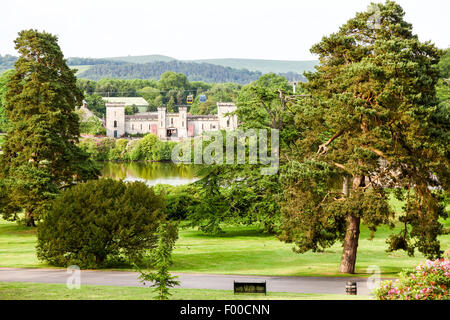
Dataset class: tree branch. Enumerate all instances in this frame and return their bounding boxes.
[259,99,277,129]
[361,146,389,162]
[315,191,331,209]
[332,162,351,173]
[277,89,286,130]
[317,129,345,155]
[362,169,389,190]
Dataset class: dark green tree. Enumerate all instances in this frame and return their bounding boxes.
[280,1,448,273]
[236,73,292,130]
[37,179,165,268]
[158,71,189,92]
[0,29,99,226]
[124,104,139,115]
[84,93,106,118]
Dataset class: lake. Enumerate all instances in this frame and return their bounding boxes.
[100,162,200,186]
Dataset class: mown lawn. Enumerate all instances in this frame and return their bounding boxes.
[0,282,369,300]
[1,216,448,277]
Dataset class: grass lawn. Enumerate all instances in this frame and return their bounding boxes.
[0,282,370,300]
[1,216,448,277]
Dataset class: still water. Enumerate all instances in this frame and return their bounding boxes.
[100,162,199,186]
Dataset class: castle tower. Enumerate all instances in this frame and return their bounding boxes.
[217,102,237,130]
[106,102,125,138]
[157,106,167,139]
[178,106,187,138]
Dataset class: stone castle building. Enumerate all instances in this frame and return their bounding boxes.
[106,102,238,139]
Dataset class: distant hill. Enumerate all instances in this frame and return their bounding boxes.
[188,58,318,75]
[77,61,265,84]
[66,57,127,66]
[105,54,176,64]
[105,55,319,75]
[1,53,314,83]
[0,54,16,73]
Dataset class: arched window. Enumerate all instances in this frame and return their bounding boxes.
[114,120,117,128]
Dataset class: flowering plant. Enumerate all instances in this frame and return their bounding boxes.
[373,258,449,300]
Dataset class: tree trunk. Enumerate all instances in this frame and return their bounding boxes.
[339,175,364,274]
[25,210,36,227]
[339,214,360,273]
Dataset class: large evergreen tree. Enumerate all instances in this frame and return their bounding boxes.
[0,29,99,226]
[280,1,448,273]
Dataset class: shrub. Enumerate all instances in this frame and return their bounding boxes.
[108,138,129,160]
[78,135,179,162]
[137,133,160,160]
[127,139,143,161]
[79,116,106,135]
[36,179,165,268]
[157,141,177,161]
[157,184,201,220]
[373,258,450,300]
[78,137,115,161]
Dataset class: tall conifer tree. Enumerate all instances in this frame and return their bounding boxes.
[0,30,99,226]
[280,1,448,273]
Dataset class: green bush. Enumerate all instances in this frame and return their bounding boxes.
[78,137,115,161]
[36,179,165,268]
[157,141,177,161]
[125,134,177,161]
[78,135,178,162]
[156,184,201,220]
[127,139,143,161]
[79,116,106,135]
[108,138,129,160]
[137,133,160,160]
[373,258,450,300]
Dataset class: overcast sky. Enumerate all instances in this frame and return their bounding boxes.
[2,0,449,61]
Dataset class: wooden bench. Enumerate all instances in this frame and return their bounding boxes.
[233,281,267,295]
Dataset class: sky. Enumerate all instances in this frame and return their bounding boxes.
[1,0,449,61]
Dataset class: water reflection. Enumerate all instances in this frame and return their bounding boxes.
[100,162,199,186]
